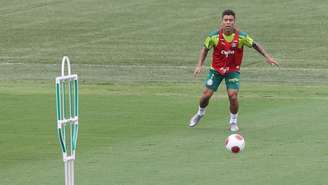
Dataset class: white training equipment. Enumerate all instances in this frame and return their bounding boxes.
[55,56,79,185]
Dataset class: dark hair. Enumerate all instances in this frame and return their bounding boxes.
[222,9,236,19]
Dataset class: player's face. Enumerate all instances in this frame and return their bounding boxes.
[221,15,235,33]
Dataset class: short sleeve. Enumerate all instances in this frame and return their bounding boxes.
[204,36,214,49]
[239,32,254,48]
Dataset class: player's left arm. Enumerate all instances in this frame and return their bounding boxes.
[241,32,279,67]
[252,41,279,67]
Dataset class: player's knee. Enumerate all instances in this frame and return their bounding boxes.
[203,90,214,98]
[228,92,238,101]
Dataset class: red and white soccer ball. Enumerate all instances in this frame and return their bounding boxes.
[224,134,245,153]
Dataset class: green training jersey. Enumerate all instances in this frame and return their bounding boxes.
[204,31,254,49]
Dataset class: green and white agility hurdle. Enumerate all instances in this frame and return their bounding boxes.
[55,56,79,185]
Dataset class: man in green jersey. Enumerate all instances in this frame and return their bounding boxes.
[189,9,279,131]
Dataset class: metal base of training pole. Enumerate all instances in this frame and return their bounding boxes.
[65,160,75,185]
[65,161,68,185]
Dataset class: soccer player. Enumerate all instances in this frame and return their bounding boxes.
[189,9,279,131]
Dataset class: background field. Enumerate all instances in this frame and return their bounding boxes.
[0,0,328,185]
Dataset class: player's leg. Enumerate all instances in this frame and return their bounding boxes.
[189,88,213,127]
[227,89,239,131]
[189,69,223,127]
[225,72,240,132]
[199,87,214,108]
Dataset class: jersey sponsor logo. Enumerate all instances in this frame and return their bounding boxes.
[221,50,235,58]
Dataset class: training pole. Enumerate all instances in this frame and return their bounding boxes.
[55,56,79,185]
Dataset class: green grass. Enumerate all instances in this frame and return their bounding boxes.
[1,0,328,67]
[0,0,328,184]
[1,82,328,185]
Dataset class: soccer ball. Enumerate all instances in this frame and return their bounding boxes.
[224,134,245,153]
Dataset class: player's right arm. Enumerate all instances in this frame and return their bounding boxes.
[193,34,216,77]
[193,47,209,77]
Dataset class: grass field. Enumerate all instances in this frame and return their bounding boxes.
[1,0,328,185]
